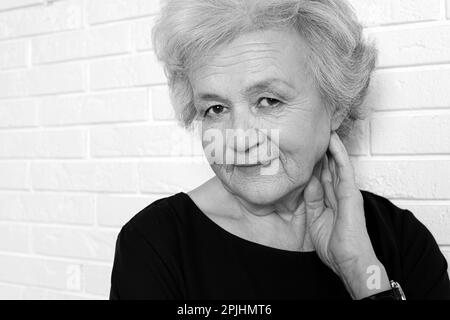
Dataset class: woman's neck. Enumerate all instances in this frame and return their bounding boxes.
[190,176,313,252]
[218,176,307,222]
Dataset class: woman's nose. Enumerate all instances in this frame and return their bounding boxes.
[225,128,268,165]
[228,128,260,153]
[226,107,257,151]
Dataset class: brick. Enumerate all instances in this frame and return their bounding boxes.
[87,0,159,25]
[84,264,112,296]
[348,0,440,27]
[366,67,450,110]
[370,25,450,68]
[0,99,38,128]
[89,53,166,90]
[22,287,104,300]
[39,89,148,126]
[448,0,450,19]
[0,0,82,40]
[0,40,28,70]
[1,0,450,296]
[371,113,450,155]
[0,254,82,290]
[30,161,138,193]
[32,226,118,261]
[135,16,155,51]
[0,193,95,225]
[0,63,84,99]
[96,195,159,227]
[22,287,48,300]
[0,0,40,11]
[390,202,450,245]
[32,23,131,64]
[354,160,450,199]
[0,223,30,253]
[90,124,197,157]
[0,162,29,190]
[139,159,215,193]
[46,291,103,300]
[47,292,103,300]
[0,129,86,158]
[0,284,23,300]
[151,86,175,121]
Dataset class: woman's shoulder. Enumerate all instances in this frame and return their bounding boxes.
[359,189,425,245]
[118,192,193,249]
[359,189,450,299]
[359,189,436,239]
[359,189,426,232]
[110,193,192,299]
[360,188,442,254]
[359,189,427,268]
[360,189,404,218]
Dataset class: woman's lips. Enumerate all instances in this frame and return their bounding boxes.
[234,158,274,167]
[259,159,273,167]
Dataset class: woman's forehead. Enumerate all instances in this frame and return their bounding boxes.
[189,29,311,88]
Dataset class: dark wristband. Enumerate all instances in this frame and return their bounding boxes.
[361,281,406,300]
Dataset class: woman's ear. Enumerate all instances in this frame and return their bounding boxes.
[330,108,346,132]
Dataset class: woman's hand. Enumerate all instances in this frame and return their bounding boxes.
[304,131,391,299]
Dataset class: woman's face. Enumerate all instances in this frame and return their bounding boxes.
[190,28,334,206]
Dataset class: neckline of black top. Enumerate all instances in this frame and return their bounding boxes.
[178,191,319,257]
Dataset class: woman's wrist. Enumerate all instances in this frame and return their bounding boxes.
[336,254,391,300]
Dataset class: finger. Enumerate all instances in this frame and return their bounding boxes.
[327,135,364,224]
[312,156,323,181]
[327,151,339,190]
[304,175,325,227]
[323,191,332,209]
[301,225,315,252]
[320,155,332,211]
[321,153,338,213]
[328,131,355,184]
[320,156,332,209]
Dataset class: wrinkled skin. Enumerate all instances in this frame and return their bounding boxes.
[188,28,390,299]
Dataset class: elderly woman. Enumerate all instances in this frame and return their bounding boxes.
[110,0,450,300]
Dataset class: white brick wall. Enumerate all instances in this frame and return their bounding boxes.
[0,0,449,300]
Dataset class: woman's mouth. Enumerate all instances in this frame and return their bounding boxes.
[234,159,273,167]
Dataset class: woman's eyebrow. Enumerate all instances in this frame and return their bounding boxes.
[195,93,232,105]
[194,78,295,104]
[242,78,296,97]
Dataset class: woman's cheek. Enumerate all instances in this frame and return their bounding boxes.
[278,123,311,154]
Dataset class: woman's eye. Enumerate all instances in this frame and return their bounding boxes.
[204,105,225,116]
[259,97,281,108]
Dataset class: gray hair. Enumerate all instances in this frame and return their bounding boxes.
[152,0,377,139]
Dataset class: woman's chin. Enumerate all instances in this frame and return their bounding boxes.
[236,186,287,206]
[212,163,300,205]
[227,177,290,206]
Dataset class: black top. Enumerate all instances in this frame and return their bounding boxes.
[109,190,450,300]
